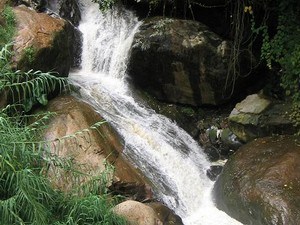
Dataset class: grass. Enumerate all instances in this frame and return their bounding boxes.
[0,6,15,48]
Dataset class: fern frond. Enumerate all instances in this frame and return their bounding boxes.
[0,41,127,225]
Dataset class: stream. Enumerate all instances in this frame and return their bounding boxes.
[69,0,242,224]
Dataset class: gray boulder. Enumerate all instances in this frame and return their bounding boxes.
[128,17,251,106]
[229,94,297,142]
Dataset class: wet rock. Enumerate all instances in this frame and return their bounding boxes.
[13,5,74,76]
[128,17,254,106]
[108,181,153,202]
[128,17,232,106]
[229,94,297,142]
[206,165,223,181]
[40,95,148,191]
[47,0,81,26]
[113,200,162,225]
[202,145,221,161]
[213,135,300,225]
[147,202,184,225]
[135,90,201,137]
[16,0,47,11]
[199,125,241,161]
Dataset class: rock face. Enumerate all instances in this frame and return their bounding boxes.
[113,200,183,225]
[147,202,183,225]
[13,5,74,76]
[213,135,300,225]
[47,0,81,26]
[113,200,162,225]
[41,95,148,191]
[128,17,234,106]
[229,94,297,142]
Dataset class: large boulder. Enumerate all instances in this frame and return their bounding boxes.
[40,95,148,191]
[128,17,250,106]
[13,5,74,76]
[229,94,297,142]
[213,135,300,225]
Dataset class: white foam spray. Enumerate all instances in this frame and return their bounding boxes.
[69,1,242,224]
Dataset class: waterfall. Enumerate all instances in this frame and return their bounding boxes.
[69,1,242,224]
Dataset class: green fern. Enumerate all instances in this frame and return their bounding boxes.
[0,45,128,225]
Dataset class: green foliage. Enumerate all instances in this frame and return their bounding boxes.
[0,46,128,225]
[0,6,15,48]
[257,0,300,125]
[0,44,68,111]
[0,43,13,72]
[151,18,173,36]
[23,46,37,65]
[92,0,117,11]
[0,117,127,224]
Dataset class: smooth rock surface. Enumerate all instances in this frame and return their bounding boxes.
[214,135,300,225]
[128,17,233,106]
[229,94,296,142]
[114,200,162,225]
[41,95,148,191]
[13,5,73,76]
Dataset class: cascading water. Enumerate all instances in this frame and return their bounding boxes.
[69,1,242,224]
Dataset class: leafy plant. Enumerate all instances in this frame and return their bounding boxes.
[0,44,68,111]
[151,18,173,36]
[257,0,300,125]
[0,44,128,224]
[92,0,117,11]
[23,46,36,65]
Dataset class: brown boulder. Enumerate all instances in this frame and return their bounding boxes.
[113,200,162,225]
[13,5,73,76]
[41,95,148,191]
[213,135,300,225]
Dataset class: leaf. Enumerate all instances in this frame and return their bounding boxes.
[24,98,34,112]
[37,94,48,105]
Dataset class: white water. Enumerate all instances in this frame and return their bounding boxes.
[69,1,242,224]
